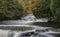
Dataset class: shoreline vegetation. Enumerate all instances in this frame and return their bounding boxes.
[33,0,60,22]
[0,0,60,28]
[0,0,24,20]
[0,0,60,22]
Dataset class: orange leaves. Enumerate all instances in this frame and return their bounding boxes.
[18,0,38,9]
[25,0,38,10]
[18,0,25,7]
[17,0,39,13]
[25,3,35,10]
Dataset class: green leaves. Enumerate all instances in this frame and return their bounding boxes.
[33,0,52,18]
[50,0,60,22]
[33,0,60,22]
[0,0,24,20]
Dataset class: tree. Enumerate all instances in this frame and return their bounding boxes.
[33,0,52,18]
[0,0,6,20]
[33,0,60,22]
[0,0,24,20]
[50,0,60,22]
[18,0,39,15]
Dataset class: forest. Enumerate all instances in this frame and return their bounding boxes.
[0,0,60,22]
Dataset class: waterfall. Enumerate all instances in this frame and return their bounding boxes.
[0,14,50,25]
[0,30,9,37]
[0,14,60,37]
[0,27,60,37]
[21,14,36,21]
[21,14,49,22]
[0,30,14,37]
[13,32,19,37]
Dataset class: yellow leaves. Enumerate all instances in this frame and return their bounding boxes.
[18,0,25,7]
[18,0,24,3]
[26,0,38,10]
[17,0,39,13]
[25,3,35,10]
[18,0,38,9]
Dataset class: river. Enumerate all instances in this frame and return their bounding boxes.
[0,14,60,37]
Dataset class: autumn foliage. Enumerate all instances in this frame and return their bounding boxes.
[18,0,39,14]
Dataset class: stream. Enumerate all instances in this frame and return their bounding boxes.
[0,14,60,37]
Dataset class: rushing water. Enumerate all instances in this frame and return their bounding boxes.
[0,14,60,37]
[0,27,60,37]
[0,14,49,25]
